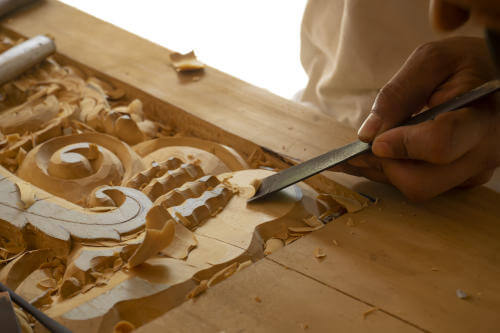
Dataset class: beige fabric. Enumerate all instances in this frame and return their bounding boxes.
[299,0,481,129]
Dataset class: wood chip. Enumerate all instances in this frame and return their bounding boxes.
[236,260,252,272]
[207,262,239,287]
[300,323,309,330]
[187,280,208,299]
[329,194,364,213]
[285,236,301,245]
[113,320,135,333]
[170,51,205,72]
[15,181,37,209]
[314,248,326,260]
[346,217,355,227]
[128,206,176,268]
[302,215,324,228]
[37,278,57,289]
[263,238,284,255]
[254,296,262,303]
[363,307,379,319]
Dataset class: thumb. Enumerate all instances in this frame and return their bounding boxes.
[357,40,459,142]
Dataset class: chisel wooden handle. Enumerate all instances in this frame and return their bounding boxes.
[0,35,55,85]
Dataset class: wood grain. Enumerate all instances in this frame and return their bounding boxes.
[1,1,499,332]
[138,258,421,333]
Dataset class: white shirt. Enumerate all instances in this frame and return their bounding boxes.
[299,0,481,129]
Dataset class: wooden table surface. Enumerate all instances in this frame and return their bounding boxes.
[3,1,500,332]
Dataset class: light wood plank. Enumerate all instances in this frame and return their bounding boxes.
[3,0,357,162]
[269,180,500,332]
[138,258,421,333]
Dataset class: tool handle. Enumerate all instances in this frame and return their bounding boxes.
[0,282,71,333]
[0,35,55,85]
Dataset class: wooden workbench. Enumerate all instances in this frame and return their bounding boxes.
[3,1,500,332]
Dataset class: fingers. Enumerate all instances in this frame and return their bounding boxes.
[430,0,470,31]
[358,41,455,141]
[377,144,493,201]
[357,37,491,143]
[371,107,489,164]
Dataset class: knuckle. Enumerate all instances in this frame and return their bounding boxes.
[374,83,405,116]
[412,41,443,61]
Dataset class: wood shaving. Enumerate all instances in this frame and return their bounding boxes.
[332,240,339,246]
[314,248,326,260]
[285,236,301,245]
[263,238,284,255]
[346,217,355,227]
[207,262,238,287]
[236,260,252,272]
[170,51,205,72]
[273,227,289,241]
[15,181,37,209]
[187,280,208,299]
[363,307,379,319]
[37,278,57,289]
[0,250,25,264]
[128,206,176,268]
[113,320,135,333]
[302,215,324,228]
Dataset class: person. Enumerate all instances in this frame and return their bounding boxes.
[299,0,500,200]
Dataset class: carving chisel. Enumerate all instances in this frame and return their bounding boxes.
[0,35,55,85]
[249,79,500,202]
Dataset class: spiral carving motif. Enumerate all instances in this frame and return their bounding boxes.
[17,133,145,206]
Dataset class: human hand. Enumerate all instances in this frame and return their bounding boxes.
[342,37,500,201]
[430,0,500,31]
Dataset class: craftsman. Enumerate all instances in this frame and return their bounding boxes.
[300,0,500,200]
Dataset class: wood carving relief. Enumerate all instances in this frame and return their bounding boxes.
[0,36,369,332]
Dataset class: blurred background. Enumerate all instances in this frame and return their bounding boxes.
[59,0,309,99]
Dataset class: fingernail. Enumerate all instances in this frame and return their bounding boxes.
[358,113,382,142]
[372,141,393,158]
